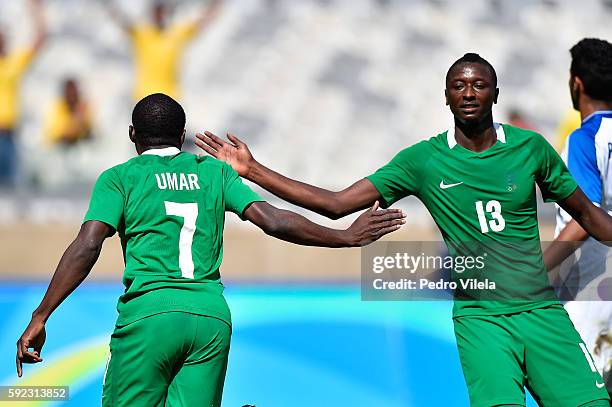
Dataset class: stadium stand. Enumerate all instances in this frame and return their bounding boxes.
[1,0,611,223]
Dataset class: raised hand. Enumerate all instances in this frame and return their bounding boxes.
[346,201,406,246]
[16,317,46,377]
[195,131,255,177]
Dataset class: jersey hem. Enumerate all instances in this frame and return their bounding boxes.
[452,300,560,319]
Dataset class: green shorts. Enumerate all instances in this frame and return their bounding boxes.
[454,305,610,407]
[102,311,231,407]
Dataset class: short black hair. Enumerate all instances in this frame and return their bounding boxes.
[570,38,612,102]
[132,93,185,148]
[446,53,497,87]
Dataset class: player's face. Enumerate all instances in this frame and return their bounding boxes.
[153,4,167,29]
[445,63,498,124]
[64,80,79,106]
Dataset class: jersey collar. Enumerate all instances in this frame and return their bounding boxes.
[142,147,181,156]
[582,110,612,124]
[447,122,506,149]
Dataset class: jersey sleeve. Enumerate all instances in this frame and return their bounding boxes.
[535,134,578,203]
[366,142,427,207]
[223,164,265,220]
[83,168,125,230]
[566,130,602,205]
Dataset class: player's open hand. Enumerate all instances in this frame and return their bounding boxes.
[346,201,406,246]
[16,317,46,377]
[195,131,255,177]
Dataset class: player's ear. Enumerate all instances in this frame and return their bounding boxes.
[573,76,584,93]
[493,88,499,104]
[129,125,136,143]
[444,89,449,106]
[180,129,186,146]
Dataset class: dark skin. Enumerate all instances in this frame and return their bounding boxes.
[195,61,612,244]
[16,126,406,377]
[64,79,80,110]
[543,73,612,275]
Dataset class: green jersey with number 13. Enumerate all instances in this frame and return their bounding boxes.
[84,147,264,327]
[367,124,578,317]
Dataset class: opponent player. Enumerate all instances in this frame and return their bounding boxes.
[15,93,405,406]
[197,54,612,406]
[544,38,612,393]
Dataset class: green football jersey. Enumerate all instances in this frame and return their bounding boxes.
[84,147,264,327]
[367,124,578,317]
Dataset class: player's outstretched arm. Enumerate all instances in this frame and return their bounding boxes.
[244,201,405,248]
[196,131,381,219]
[16,221,111,377]
[29,0,47,53]
[194,0,223,33]
[556,187,612,247]
[104,1,134,35]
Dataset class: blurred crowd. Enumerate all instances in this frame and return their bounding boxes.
[0,0,609,202]
[0,0,222,190]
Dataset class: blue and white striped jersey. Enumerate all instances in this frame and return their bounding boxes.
[556,111,612,234]
[555,111,612,301]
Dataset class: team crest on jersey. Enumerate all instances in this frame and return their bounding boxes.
[506,173,517,192]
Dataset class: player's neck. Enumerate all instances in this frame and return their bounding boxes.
[579,98,612,121]
[137,144,181,155]
[453,117,496,153]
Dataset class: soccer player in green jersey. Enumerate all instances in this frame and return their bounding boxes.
[15,93,406,407]
[196,54,612,406]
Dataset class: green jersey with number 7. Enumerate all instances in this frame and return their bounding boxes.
[84,148,264,327]
[367,123,578,317]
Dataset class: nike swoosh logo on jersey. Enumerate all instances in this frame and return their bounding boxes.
[596,380,605,389]
[439,181,464,189]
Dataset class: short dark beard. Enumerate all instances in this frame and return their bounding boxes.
[571,86,580,111]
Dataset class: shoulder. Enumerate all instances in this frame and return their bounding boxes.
[171,22,197,35]
[567,126,596,145]
[194,154,225,169]
[98,162,128,181]
[8,48,35,68]
[565,128,596,161]
[395,134,443,159]
[502,123,544,141]
[193,154,238,177]
[46,99,66,115]
[132,24,153,38]
[502,124,555,151]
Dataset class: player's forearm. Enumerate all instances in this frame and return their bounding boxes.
[197,0,222,28]
[30,0,46,50]
[544,241,583,272]
[248,161,347,219]
[559,189,612,245]
[246,201,404,248]
[543,220,588,271]
[575,206,612,244]
[32,236,102,322]
[105,3,133,34]
[261,208,353,248]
